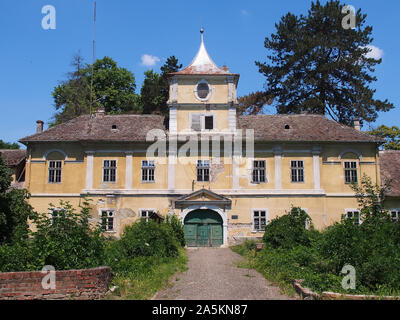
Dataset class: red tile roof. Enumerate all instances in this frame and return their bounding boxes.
[19,114,383,144]
[0,149,26,166]
[238,114,383,143]
[19,114,167,143]
[380,150,400,197]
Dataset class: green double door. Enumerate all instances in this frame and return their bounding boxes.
[184,210,223,247]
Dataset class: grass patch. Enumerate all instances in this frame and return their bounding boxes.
[106,248,188,300]
[231,241,297,296]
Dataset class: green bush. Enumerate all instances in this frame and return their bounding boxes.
[0,199,106,272]
[0,239,36,272]
[118,219,180,259]
[166,215,186,247]
[29,200,105,270]
[317,213,400,292]
[234,177,400,295]
[263,207,315,249]
[0,154,35,244]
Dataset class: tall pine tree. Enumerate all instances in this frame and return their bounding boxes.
[255,0,393,125]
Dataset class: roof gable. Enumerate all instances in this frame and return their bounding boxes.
[175,188,231,208]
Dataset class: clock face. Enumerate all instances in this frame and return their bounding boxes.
[195,80,211,101]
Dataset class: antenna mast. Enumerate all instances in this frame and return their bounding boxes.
[90,1,96,116]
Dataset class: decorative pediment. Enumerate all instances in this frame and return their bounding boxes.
[174,188,231,209]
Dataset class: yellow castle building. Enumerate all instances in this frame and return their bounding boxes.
[19,30,400,247]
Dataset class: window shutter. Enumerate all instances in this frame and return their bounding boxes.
[191,114,201,131]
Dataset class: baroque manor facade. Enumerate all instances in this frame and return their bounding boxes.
[20,30,400,247]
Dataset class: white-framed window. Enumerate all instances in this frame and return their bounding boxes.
[252,209,268,232]
[141,160,155,182]
[190,114,216,131]
[140,209,156,222]
[305,217,311,230]
[344,161,358,184]
[390,209,400,222]
[345,209,361,225]
[197,160,210,182]
[252,160,266,183]
[103,160,117,182]
[291,160,304,183]
[48,160,62,183]
[50,208,65,224]
[194,80,211,101]
[100,210,115,232]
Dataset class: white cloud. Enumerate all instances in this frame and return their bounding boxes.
[141,54,160,66]
[363,45,384,60]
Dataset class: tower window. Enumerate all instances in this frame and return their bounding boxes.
[197,83,209,99]
[204,116,214,130]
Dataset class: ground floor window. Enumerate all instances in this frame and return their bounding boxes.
[140,209,156,222]
[253,210,267,232]
[390,210,400,222]
[345,210,361,225]
[50,208,65,224]
[101,210,115,231]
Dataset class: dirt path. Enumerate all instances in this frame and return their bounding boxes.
[152,247,297,300]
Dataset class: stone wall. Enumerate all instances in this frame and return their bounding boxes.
[0,267,111,300]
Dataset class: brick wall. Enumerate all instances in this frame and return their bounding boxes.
[0,267,111,300]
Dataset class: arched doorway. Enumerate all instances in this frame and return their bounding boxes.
[184,209,223,247]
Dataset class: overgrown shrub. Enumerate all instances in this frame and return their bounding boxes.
[263,207,315,249]
[166,215,186,247]
[29,200,105,270]
[235,176,400,295]
[0,199,106,272]
[104,217,186,279]
[117,219,180,259]
[0,154,35,244]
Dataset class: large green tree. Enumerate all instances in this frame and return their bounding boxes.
[255,0,393,125]
[0,155,34,244]
[52,54,141,125]
[141,56,182,116]
[237,91,274,115]
[0,140,19,149]
[369,125,400,150]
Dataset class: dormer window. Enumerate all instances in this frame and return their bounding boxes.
[195,80,211,101]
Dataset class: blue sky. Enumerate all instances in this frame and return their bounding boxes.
[0,0,399,146]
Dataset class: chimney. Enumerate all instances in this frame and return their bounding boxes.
[221,65,229,72]
[353,118,361,131]
[95,107,105,118]
[36,120,44,133]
